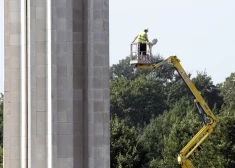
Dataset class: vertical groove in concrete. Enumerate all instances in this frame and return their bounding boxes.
[20,0,28,167]
[27,0,32,167]
[82,0,90,166]
[81,0,110,167]
[47,0,52,167]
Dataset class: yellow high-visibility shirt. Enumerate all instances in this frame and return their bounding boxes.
[137,31,147,43]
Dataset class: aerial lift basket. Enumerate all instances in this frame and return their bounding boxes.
[130,39,158,65]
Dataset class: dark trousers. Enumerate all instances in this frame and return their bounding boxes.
[138,43,147,56]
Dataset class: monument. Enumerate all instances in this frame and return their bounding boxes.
[4,0,110,167]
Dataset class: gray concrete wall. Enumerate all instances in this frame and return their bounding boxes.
[4,0,21,167]
[4,0,110,167]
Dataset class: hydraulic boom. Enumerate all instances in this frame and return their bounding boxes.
[135,56,218,168]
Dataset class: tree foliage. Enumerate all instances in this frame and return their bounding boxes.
[192,71,224,111]
[0,57,234,168]
[110,76,167,127]
[140,99,201,168]
[110,56,235,168]
[110,55,176,81]
[110,115,140,168]
[219,72,235,109]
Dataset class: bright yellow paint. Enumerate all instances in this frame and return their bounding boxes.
[136,56,218,168]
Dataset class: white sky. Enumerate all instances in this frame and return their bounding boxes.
[110,0,235,85]
[1,0,235,93]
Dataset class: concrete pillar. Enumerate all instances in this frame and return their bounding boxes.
[4,0,110,167]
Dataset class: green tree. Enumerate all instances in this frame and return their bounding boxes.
[110,76,167,127]
[140,95,235,168]
[215,108,235,167]
[219,72,235,109]
[111,115,140,168]
[192,71,224,112]
[191,107,235,168]
[140,98,218,168]
[110,55,176,81]
[165,73,192,107]
[110,56,136,80]
[165,71,223,111]
[109,56,234,167]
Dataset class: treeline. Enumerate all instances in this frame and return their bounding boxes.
[0,55,234,167]
[110,55,235,168]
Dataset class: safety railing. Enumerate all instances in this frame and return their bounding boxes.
[130,42,151,65]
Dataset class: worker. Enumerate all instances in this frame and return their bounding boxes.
[132,29,150,59]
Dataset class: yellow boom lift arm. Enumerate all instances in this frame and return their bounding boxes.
[135,56,218,168]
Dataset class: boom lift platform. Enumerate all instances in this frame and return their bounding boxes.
[130,39,158,65]
[130,46,218,168]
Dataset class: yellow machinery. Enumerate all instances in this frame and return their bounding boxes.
[132,55,218,168]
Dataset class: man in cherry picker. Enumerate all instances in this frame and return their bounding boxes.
[132,28,150,61]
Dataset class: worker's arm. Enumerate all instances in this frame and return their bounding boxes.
[145,34,149,42]
[132,35,138,43]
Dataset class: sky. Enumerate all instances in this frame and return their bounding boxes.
[110,0,235,84]
[1,0,235,93]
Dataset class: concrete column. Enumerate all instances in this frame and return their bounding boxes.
[4,0,21,167]
[4,0,110,167]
